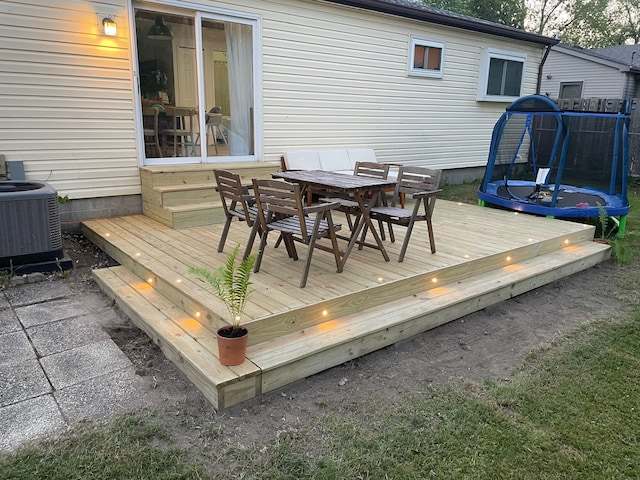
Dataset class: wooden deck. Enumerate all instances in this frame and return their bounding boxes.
[83,200,610,409]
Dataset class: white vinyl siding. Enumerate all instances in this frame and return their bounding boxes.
[259,0,542,170]
[0,0,546,199]
[0,0,135,199]
[541,48,627,98]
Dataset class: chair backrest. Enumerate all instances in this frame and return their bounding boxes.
[252,179,309,238]
[353,161,390,179]
[393,166,442,207]
[206,112,223,126]
[214,169,253,225]
[142,106,161,131]
[165,105,197,132]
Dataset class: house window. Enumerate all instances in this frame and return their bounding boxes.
[478,48,526,102]
[559,82,583,99]
[409,37,444,78]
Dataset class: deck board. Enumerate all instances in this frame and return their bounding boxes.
[83,199,609,409]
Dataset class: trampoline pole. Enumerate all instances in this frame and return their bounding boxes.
[617,216,627,238]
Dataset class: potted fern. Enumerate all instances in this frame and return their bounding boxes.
[188,245,257,366]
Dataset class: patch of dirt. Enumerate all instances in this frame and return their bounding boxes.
[60,233,629,460]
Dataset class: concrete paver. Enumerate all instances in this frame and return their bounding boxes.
[0,309,21,335]
[3,282,73,307]
[40,339,133,390]
[0,358,51,408]
[27,315,112,357]
[0,331,36,366]
[0,292,9,310]
[55,367,150,423]
[0,395,66,452]
[15,297,90,329]
[0,281,155,453]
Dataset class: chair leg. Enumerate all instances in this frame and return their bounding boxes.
[282,233,298,260]
[398,200,423,262]
[253,229,269,273]
[345,212,354,231]
[217,216,233,252]
[300,213,323,287]
[243,221,261,259]
[326,211,343,273]
[424,197,437,254]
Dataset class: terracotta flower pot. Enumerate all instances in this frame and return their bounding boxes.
[216,326,248,366]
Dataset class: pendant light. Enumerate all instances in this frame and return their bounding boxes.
[147,16,173,40]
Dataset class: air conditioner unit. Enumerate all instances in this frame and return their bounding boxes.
[0,181,71,272]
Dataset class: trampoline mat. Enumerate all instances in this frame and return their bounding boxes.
[496,185,606,208]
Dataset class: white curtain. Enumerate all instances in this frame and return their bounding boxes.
[225,23,253,155]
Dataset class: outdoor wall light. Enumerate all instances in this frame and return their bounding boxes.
[101,16,117,36]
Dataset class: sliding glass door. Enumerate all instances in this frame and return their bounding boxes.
[134,4,258,165]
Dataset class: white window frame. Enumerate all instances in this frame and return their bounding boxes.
[408,36,444,78]
[477,48,526,102]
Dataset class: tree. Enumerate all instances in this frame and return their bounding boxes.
[467,0,527,29]
[422,0,527,29]
[526,0,638,47]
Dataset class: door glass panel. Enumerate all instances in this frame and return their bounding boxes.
[202,20,254,157]
[136,11,200,159]
[135,7,255,162]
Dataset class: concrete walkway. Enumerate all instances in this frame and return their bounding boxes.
[0,281,152,452]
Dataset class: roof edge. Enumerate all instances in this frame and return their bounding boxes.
[552,45,634,72]
[322,0,558,46]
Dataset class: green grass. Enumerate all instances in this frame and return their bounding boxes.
[2,180,640,479]
[0,416,210,480]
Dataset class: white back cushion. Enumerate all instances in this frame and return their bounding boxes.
[283,150,322,170]
[319,149,351,172]
[347,149,377,170]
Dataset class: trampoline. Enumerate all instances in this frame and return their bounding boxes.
[478,95,631,234]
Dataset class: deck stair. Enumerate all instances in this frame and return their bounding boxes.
[140,162,279,229]
[83,202,610,410]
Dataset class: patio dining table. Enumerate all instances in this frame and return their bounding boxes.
[272,170,397,267]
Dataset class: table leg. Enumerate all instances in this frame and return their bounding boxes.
[340,190,390,268]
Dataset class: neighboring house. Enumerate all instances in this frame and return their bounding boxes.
[0,0,556,224]
[540,44,640,99]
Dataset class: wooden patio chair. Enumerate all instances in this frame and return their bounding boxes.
[214,169,258,253]
[142,105,164,157]
[248,178,343,288]
[367,166,442,262]
[322,161,391,232]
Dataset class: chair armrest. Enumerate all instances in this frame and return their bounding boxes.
[303,201,341,214]
[411,189,442,199]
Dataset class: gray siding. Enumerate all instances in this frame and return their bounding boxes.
[541,48,626,98]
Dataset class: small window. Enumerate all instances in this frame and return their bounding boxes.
[409,37,444,78]
[559,82,583,99]
[478,48,526,102]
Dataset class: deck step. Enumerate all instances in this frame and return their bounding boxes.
[154,183,219,207]
[83,215,598,346]
[247,240,609,393]
[140,162,279,228]
[93,266,262,409]
[91,239,609,408]
[164,202,224,228]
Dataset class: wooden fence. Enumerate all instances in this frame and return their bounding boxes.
[554,98,640,176]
